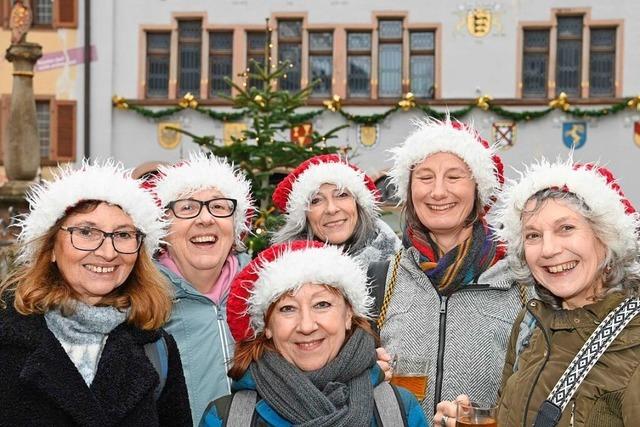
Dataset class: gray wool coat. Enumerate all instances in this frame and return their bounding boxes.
[379,247,526,423]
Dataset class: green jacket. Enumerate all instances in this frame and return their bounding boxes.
[498,292,640,427]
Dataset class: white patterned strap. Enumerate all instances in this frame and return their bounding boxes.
[534,296,640,427]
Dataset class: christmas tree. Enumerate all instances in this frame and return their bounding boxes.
[175,20,348,255]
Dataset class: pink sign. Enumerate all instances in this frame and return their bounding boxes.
[35,45,97,72]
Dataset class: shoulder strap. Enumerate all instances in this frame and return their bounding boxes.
[144,334,169,401]
[368,259,390,313]
[376,250,403,330]
[373,381,407,426]
[226,390,257,427]
[533,296,640,427]
[517,282,528,307]
[513,309,538,373]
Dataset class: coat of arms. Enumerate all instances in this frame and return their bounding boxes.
[467,9,492,37]
[492,121,515,150]
[157,123,181,149]
[358,124,379,148]
[634,122,640,148]
[291,123,313,147]
[562,122,587,149]
[223,122,247,146]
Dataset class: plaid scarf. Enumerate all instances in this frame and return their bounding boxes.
[404,221,505,296]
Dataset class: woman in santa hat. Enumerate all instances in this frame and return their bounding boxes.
[0,160,191,425]
[435,160,640,427]
[200,240,428,426]
[271,154,401,265]
[153,152,255,424]
[376,116,528,422]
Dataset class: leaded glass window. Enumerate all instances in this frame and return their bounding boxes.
[309,32,333,97]
[589,28,616,97]
[278,20,302,91]
[410,31,435,98]
[209,32,233,97]
[556,16,583,97]
[347,32,371,97]
[178,20,202,96]
[146,32,171,98]
[378,20,403,98]
[522,29,549,98]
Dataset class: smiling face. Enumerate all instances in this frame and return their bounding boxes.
[306,183,358,245]
[410,152,477,240]
[52,203,138,305]
[265,283,353,372]
[165,188,235,286]
[522,198,607,309]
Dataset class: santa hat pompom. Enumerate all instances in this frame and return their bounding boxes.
[16,159,166,265]
[227,240,373,342]
[153,152,255,249]
[492,158,639,262]
[389,115,504,206]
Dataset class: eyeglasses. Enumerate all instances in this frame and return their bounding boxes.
[168,197,237,219]
[60,226,145,254]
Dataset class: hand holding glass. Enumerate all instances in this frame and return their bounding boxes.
[456,401,498,427]
[389,355,429,401]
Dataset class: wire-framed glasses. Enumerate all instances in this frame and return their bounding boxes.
[60,226,145,254]
[168,198,237,219]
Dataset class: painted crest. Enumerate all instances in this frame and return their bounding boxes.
[492,121,515,150]
[223,122,247,146]
[467,8,492,37]
[157,122,181,149]
[358,124,379,148]
[291,123,313,147]
[562,122,587,149]
[635,122,640,148]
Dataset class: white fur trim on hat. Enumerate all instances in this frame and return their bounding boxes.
[284,162,378,231]
[492,158,640,261]
[389,116,501,205]
[17,159,166,265]
[247,245,373,334]
[154,152,255,249]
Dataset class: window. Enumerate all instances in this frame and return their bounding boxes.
[36,101,50,159]
[378,20,403,98]
[309,32,333,97]
[247,31,267,90]
[347,32,371,98]
[146,32,171,98]
[178,20,202,97]
[522,29,549,98]
[556,16,583,97]
[209,32,233,97]
[32,0,53,26]
[278,20,302,91]
[409,31,435,98]
[589,28,616,97]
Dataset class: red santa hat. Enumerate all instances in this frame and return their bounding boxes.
[16,159,166,265]
[389,115,504,207]
[272,154,380,231]
[492,158,639,261]
[153,152,255,249]
[227,240,373,342]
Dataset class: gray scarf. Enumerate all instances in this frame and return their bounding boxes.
[45,301,128,385]
[250,328,377,427]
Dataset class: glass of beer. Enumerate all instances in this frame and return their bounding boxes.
[455,401,498,427]
[389,355,429,401]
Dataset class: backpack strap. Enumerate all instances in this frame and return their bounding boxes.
[517,282,528,307]
[513,309,538,373]
[533,296,640,427]
[226,390,257,427]
[376,250,402,330]
[373,381,407,426]
[144,334,169,401]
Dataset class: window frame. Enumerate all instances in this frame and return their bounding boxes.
[176,19,203,97]
[145,31,172,99]
[208,30,234,98]
[408,30,436,99]
[377,18,404,98]
[308,30,334,98]
[277,19,304,92]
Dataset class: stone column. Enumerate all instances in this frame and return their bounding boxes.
[3,42,42,186]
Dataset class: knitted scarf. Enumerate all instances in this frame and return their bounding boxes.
[404,220,504,296]
[45,301,128,386]
[249,328,377,427]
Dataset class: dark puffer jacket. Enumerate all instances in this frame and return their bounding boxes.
[498,292,640,427]
[0,301,192,427]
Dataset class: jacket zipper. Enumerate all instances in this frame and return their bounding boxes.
[214,303,232,393]
[433,294,449,412]
[522,305,551,427]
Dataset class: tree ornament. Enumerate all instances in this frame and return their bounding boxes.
[179,92,199,109]
[398,92,416,111]
[549,92,570,111]
[112,95,129,110]
[323,94,342,112]
[253,94,266,108]
[627,95,640,111]
[476,94,493,111]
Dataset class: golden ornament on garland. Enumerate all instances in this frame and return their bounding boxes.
[112,95,129,110]
[626,95,640,111]
[253,94,266,108]
[323,94,342,112]
[476,94,493,111]
[549,92,570,111]
[179,92,198,109]
[398,92,416,111]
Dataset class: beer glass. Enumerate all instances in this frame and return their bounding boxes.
[455,401,498,427]
[389,355,429,401]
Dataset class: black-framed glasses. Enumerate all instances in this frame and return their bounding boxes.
[168,197,237,219]
[60,226,145,254]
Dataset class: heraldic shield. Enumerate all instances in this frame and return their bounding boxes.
[562,122,587,149]
[467,8,492,37]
